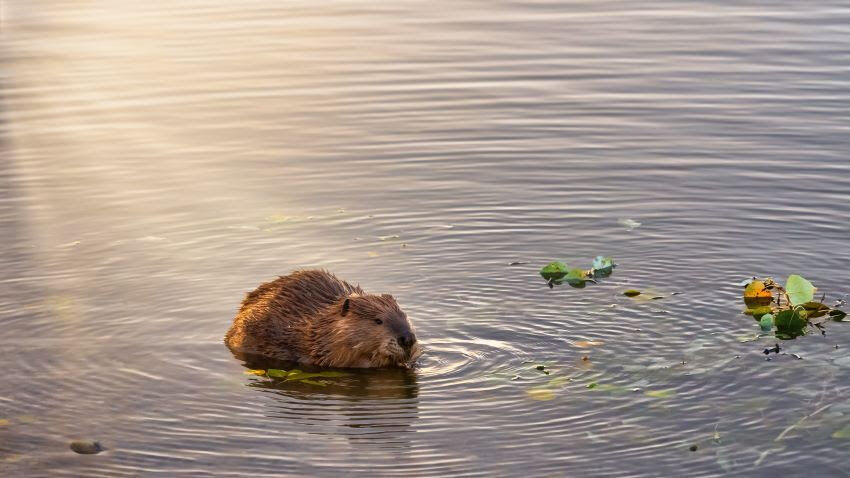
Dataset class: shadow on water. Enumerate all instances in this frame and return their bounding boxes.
[230,350,420,448]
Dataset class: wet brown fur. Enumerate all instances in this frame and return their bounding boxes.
[225,270,421,368]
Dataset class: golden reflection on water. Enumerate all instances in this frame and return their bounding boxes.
[4,1,850,476]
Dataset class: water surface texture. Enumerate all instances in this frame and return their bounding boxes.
[3,1,850,476]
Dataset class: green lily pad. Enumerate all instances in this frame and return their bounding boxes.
[564,268,589,288]
[774,309,807,338]
[540,262,569,281]
[785,275,815,307]
[591,256,615,277]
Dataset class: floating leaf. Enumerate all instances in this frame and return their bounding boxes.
[832,424,850,439]
[746,306,773,319]
[624,289,666,301]
[591,256,616,277]
[244,369,267,376]
[0,419,9,426]
[785,275,815,307]
[266,369,290,378]
[564,268,589,288]
[575,340,605,348]
[774,309,807,338]
[759,314,774,332]
[800,302,830,319]
[640,290,666,300]
[527,388,556,401]
[829,309,847,321]
[298,379,328,387]
[744,280,774,308]
[367,251,380,257]
[644,389,675,399]
[288,370,348,381]
[540,262,569,281]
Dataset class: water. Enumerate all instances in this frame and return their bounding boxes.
[2,1,850,476]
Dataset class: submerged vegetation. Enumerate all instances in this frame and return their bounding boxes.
[245,368,349,387]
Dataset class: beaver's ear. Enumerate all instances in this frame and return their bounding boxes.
[341,298,351,316]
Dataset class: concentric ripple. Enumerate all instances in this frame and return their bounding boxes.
[3,1,850,477]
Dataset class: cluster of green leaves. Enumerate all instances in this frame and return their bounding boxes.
[246,368,349,387]
[742,275,847,339]
[540,256,616,289]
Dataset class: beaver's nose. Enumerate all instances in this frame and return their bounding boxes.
[397,332,416,349]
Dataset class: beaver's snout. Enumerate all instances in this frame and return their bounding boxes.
[397,332,416,349]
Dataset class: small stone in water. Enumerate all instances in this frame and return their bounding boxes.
[536,365,545,371]
[70,441,104,454]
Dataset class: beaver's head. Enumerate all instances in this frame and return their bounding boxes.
[336,293,421,368]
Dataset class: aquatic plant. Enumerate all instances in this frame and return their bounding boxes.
[540,256,616,289]
[742,275,846,339]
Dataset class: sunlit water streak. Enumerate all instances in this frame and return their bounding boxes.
[2,1,850,476]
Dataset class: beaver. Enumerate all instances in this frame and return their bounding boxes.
[225,270,421,368]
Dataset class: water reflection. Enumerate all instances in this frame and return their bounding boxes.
[234,351,419,448]
[4,0,850,475]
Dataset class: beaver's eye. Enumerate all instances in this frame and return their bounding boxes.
[374,319,383,325]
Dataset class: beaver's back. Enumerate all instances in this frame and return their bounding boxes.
[225,270,363,359]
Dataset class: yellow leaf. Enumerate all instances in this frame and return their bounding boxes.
[645,389,675,399]
[367,251,379,257]
[575,340,604,347]
[0,419,10,426]
[527,388,556,401]
[244,369,266,376]
[744,280,774,308]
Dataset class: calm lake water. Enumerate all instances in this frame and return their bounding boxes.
[3,1,850,476]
